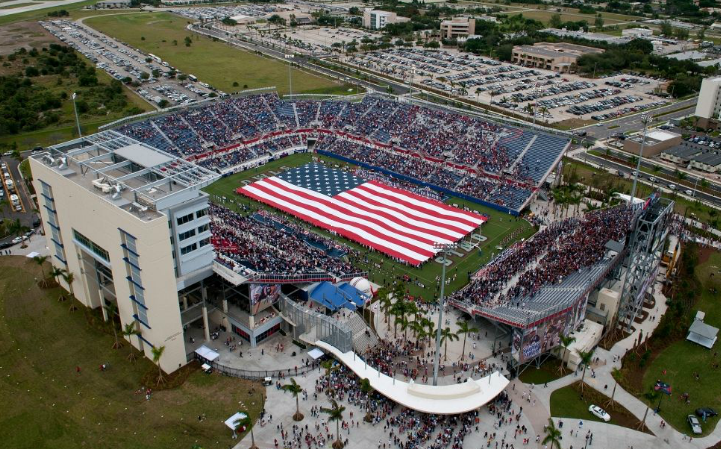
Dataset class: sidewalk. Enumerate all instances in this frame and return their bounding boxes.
[527,280,721,449]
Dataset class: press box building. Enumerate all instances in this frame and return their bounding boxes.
[31,131,220,374]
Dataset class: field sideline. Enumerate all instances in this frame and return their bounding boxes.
[203,152,536,301]
[84,12,351,96]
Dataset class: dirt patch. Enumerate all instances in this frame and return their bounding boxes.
[0,21,56,56]
[698,246,714,266]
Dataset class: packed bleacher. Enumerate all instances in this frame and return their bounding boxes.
[115,93,569,212]
[210,204,362,280]
[450,204,635,317]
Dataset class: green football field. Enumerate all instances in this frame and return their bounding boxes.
[84,12,352,96]
[203,153,536,301]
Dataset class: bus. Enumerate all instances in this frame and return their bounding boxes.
[188,74,198,82]
[148,53,162,63]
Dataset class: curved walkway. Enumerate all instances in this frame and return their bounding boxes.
[526,280,721,449]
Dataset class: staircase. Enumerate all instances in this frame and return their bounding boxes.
[344,312,379,354]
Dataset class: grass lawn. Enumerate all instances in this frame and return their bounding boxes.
[550,381,650,431]
[639,249,721,436]
[84,12,350,96]
[519,358,565,385]
[203,152,536,301]
[507,9,638,25]
[0,256,264,449]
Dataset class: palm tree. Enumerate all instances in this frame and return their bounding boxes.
[542,418,562,449]
[639,386,660,429]
[557,333,576,373]
[321,399,346,449]
[121,322,140,361]
[152,345,166,385]
[360,378,374,422]
[378,289,393,324]
[424,319,436,348]
[282,378,304,421]
[578,349,594,391]
[456,320,479,361]
[0,198,9,218]
[104,302,123,349]
[440,327,459,361]
[33,255,49,287]
[321,359,339,395]
[62,271,77,310]
[49,266,65,289]
[233,411,258,449]
[409,320,425,341]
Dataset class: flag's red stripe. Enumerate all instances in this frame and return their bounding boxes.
[238,186,425,265]
[342,187,470,236]
[366,180,485,225]
[251,179,434,258]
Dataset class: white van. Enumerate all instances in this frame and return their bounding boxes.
[668,184,676,190]
[10,194,19,205]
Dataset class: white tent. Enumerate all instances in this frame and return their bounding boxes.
[194,345,220,363]
[687,320,718,349]
[307,348,324,360]
[224,412,248,431]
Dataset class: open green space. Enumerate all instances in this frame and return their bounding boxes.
[84,12,350,96]
[551,381,649,431]
[0,42,152,151]
[519,359,564,385]
[0,256,263,449]
[507,9,638,25]
[203,152,536,301]
[0,3,34,9]
[637,249,721,436]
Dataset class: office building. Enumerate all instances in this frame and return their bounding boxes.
[512,42,604,73]
[440,17,476,39]
[362,9,409,30]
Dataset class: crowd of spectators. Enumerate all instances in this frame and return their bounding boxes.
[210,204,360,279]
[452,205,635,308]
[115,93,568,211]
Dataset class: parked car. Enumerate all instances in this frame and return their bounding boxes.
[688,415,703,434]
[696,408,718,421]
[589,405,611,422]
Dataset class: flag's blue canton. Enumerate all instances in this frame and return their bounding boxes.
[276,163,366,197]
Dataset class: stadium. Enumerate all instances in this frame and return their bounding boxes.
[29,89,671,412]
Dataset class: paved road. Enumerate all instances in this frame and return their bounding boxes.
[578,97,697,139]
[577,151,721,208]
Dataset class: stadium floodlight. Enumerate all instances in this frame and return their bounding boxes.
[629,113,650,202]
[285,54,295,99]
[72,92,82,138]
[432,241,458,386]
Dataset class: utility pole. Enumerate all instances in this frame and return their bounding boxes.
[432,242,457,386]
[72,92,82,138]
[630,113,650,202]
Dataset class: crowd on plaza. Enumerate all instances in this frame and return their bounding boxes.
[115,93,568,212]
[276,361,532,449]
[209,204,360,278]
[452,205,635,308]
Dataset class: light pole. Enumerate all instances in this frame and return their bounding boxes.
[285,54,294,98]
[432,241,457,386]
[409,65,416,100]
[629,113,650,202]
[72,92,82,138]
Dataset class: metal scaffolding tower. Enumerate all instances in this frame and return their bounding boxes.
[617,196,674,333]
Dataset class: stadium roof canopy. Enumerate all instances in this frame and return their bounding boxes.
[309,282,364,312]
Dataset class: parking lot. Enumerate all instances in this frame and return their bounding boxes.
[244,26,383,56]
[0,154,40,249]
[40,20,214,108]
[170,4,277,22]
[343,48,670,123]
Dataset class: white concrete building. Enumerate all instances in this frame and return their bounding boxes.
[362,9,409,30]
[31,131,220,374]
[622,27,653,38]
[695,76,721,120]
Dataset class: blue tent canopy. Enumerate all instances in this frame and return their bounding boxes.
[309,282,366,312]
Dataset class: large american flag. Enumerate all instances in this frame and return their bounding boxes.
[237,163,485,266]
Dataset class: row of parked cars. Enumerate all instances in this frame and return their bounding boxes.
[589,100,668,121]
[0,161,21,212]
[568,94,644,116]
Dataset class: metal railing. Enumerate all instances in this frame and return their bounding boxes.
[278,295,353,353]
[212,359,317,380]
